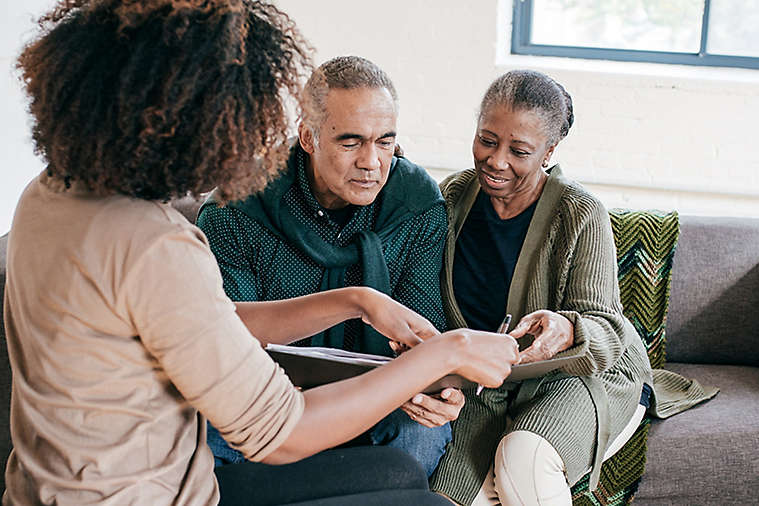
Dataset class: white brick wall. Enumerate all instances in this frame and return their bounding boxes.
[278,0,759,218]
[1,1,757,235]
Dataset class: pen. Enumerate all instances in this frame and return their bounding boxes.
[476,314,512,395]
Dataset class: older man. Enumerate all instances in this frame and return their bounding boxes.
[197,56,457,476]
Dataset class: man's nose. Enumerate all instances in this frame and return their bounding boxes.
[356,143,381,171]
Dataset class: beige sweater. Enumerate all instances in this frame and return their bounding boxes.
[3,175,304,505]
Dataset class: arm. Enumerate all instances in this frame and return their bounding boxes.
[388,203,464,425]
[515,199,629,373]
[196,204,261,301]
[234,287,439,347]
[263,327,519,464]
[127,226,519,465]
[391,203,448,332]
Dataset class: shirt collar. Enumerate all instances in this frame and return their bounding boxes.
[294,147,330,215]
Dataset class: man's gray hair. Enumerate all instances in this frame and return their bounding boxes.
[301,56,398,140]
[479,70,574,147]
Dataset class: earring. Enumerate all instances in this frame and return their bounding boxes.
[542,159,550,168]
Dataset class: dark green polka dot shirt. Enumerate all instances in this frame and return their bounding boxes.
[197,149,448,350]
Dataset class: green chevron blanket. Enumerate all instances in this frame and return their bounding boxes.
[570,209,679,505]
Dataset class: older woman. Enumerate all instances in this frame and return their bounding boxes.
[429,70,710,506]
[3,2,520,505]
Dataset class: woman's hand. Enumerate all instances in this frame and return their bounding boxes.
[439,328,520,388]
[510,310,574,363]
[359,288,440,348]
[400,388,465,428]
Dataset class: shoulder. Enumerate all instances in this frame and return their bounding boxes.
[104,196,208,249]
[439,169,476,202]
[379,156,444,215]
[548,166,609,230]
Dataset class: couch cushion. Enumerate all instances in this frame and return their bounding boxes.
[609,209,679,369]
[635,362,759,505]
[665,216,759,366]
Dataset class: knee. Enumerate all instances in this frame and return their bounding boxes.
[493,431,570,506]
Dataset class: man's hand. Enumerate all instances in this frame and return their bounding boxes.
[400,388,464,428]
[510,310,574,364]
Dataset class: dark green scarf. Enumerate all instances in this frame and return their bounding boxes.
[201,144,444,355]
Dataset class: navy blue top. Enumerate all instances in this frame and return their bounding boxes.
[452,190,537,332]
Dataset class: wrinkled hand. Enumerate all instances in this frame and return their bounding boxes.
[510,310,574,364]
[360,289,440,349]
[400,388,465,428]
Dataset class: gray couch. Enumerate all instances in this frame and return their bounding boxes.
[1,209,758,503]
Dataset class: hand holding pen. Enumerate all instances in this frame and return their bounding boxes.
[476,313,512,395]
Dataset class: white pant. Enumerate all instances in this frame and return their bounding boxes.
[472,404,645,506]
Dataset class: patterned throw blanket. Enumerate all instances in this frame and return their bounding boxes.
[570,209,679,505]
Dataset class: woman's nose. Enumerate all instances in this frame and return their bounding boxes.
[487,151,510,172]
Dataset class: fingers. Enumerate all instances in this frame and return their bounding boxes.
[518,339,551,363]
[401,389,465,427]
[388,341,410,355]
[509,316,541,339]
[400,404,437,428]
[517,311,574,363]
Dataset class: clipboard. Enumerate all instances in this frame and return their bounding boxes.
[266,344,580,393]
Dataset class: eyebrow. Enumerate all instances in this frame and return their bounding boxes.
[335,133,364,142]
[334,131,397,142]
[512,139,535,148]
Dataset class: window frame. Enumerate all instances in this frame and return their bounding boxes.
[511,0,759,70]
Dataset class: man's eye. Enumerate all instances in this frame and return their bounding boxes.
[341,143,359,149]
[378,140,395,148]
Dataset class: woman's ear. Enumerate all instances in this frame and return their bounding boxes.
[298,123,316,154]
[542,145,556,167]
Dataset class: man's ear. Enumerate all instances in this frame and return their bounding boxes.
[298,123,316,154]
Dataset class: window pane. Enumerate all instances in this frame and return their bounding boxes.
[530,0,703,53]
[707,0,759,57]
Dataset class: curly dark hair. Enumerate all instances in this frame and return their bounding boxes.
[17,0,312,202]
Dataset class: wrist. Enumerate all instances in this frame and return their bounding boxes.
[429,330,469,374]
[343,286,373,321]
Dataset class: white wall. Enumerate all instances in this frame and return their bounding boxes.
[1,1,51,236]
[1,1,757,236]
[277,0,759,218]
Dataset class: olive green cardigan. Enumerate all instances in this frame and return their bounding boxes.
[430,167,717,505]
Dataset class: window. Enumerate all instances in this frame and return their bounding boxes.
[511,0,759,69]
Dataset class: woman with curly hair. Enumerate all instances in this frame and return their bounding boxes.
[3,1,519,504]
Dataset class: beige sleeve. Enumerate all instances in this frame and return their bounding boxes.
[121,224,304,461]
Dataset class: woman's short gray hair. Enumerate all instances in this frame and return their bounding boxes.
[301,56,398,140]
[479,70,574,146]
